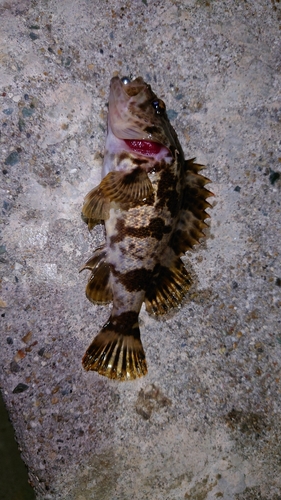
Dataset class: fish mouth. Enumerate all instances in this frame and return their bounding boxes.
[108,76,170,158]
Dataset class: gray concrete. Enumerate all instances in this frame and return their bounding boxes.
[1,1,281,498]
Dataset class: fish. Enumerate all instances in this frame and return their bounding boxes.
[80,75,212,381]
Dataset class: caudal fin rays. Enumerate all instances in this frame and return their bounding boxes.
[82,314,147,380]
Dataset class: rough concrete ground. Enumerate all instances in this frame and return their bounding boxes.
[0,0,281,499]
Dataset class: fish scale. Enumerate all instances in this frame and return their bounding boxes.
[80,76,213,380]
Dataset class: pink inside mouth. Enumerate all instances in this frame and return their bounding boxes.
[124,139,162,157]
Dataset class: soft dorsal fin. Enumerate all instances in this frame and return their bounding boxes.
[81,167,154,230]
[145,248,192,316]
[170,158,213,256]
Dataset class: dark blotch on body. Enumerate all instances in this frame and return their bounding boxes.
[118,151,132,162]
[156,169,180,217]
[112,267,152,292]
[148,159,166,174]
[107,311,139,336]
[122,166,145,184]
[132,158,149,166]
[110,217,171,245]
[147,217,172,240]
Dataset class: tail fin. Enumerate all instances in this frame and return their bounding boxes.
[82,312,147,381]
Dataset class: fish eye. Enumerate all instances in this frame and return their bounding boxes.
[152,99,166,114]
[121,76,131,85]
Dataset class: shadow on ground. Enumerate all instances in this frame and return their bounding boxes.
[0,390,35,500]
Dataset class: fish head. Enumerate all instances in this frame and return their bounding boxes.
[108,76,182,158]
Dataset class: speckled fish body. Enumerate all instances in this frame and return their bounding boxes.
[81,76,212,380]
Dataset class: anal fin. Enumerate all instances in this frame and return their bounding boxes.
[82,312,147,380]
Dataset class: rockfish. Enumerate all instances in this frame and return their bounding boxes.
[81,76,212,381]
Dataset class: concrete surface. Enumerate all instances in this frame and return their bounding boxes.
[0,0,281,499]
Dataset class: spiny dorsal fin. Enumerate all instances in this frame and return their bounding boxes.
[184,158,206,173]
[170,158,213,256]
[82,312,147,380]
[80,246,112,304]
[184,158,212,189]
[145,255,192,315]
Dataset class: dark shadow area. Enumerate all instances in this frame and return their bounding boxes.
[0,390,35,500]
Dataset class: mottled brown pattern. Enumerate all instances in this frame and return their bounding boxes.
[110,217,172,246]
[117,151,132,162]
[155,168,180,217]
[120,166,146,184]
[81,76,212,380]
[144,125,162,135]
[147,159,167,174]
[132,157,149,166]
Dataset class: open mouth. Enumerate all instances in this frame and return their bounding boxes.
[108,76,170,160]
[124,139,163,157]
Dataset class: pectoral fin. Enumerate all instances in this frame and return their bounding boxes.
[99,167,154,204]
[82,167,154,229]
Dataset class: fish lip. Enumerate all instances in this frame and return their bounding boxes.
[109,76,129,97]
[110,76,147,98]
